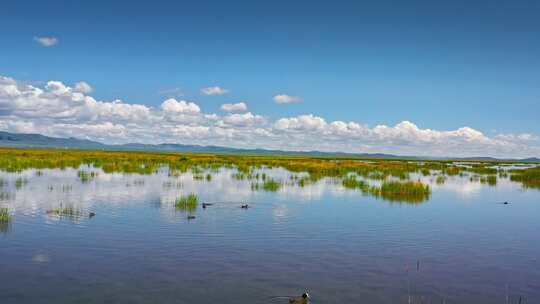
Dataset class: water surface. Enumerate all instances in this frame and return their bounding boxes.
[1,167,539,303]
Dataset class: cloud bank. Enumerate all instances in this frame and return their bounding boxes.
[0,75,538,158]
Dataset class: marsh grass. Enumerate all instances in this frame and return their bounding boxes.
[368,171,387,180]
[48,206,83,217]
[175,193,198,212]
[480,175,497,186]
[375,181,431,203]
[0,207,10,223]
[262,179,281,191]
[342,175,369,191]
[510,167,540,189]
[15,177,28,189]
[0,221,10,234]
[133,179,145,186]
[0,148,537,195]
[192,174,205,180]
[340,175,431,203]
[470,175,481,182]
[468,165,498,175]
[232,170,260,181]
[77,170,97,183]
[436,176,446,184]
[297,176,310,187]
[443,166,461,176]
[251,178,282,192]
[0,192,10,200]
[163,180,183,189]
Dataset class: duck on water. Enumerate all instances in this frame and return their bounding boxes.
[269,292,310,304]
[289,293,310,304]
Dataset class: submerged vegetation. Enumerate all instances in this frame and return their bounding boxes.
[175,193,199,212]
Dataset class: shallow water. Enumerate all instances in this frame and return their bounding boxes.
[1,167,539,303]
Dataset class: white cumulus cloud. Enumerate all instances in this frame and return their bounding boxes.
[274,114,326,131]
[73,81,93,94]
[160,98,201,114]
[221,102,248,112]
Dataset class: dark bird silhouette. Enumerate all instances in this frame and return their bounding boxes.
[241,204,249,209]
[289,293,310,304]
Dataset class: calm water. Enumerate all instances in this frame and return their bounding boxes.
[1,167,539,303]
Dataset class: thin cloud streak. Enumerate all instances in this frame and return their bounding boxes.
[33,36,58,47]
[201,86,229,95]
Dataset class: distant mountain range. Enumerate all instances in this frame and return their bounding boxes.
[0,131,539,162]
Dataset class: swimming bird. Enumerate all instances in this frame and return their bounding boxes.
[289,293,310,304]
[202,203,213,209]
[89,212,96,218]
[241,204,249,209]
[187,215,196,220]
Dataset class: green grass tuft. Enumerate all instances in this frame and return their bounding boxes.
[48,206,82,216]
[175,193,199,211]
[342,175,369,191]
[436,176,446,184]
[0,207,10,223]
[480,175,497,186]
[376,180,431,203]
[77,170,97,183]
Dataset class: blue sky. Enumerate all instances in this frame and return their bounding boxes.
[0,0,539,157]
